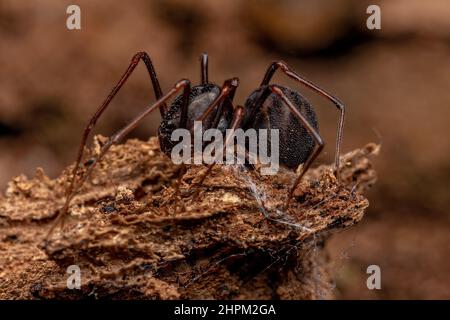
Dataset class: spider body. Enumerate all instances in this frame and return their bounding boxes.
[47,51,346,239]
[160,81,319,170]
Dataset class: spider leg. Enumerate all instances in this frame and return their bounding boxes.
[45,79,191,241]
[163,81,191,210]
[261,61,345,179]
[178,78,192,129]
[189,104,245,198]
[269,85,324,210]
[50,52,164,231]
[169,78,239,200]
[194,78,239,126]
[200,53,208,84]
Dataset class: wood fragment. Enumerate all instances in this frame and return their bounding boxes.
[0,137,378,299]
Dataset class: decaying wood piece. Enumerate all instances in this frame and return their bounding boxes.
[0,137,379,299]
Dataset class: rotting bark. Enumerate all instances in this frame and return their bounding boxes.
[0,136,379,299]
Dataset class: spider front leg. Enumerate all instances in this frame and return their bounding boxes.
[189,104,245,198]
[269,85,325,210]
[45,79,191,241]
[261,61,345,179]
[48,52,164,232]
[75,52,165,173]
[194,78,239,127]
[170,78,240,200]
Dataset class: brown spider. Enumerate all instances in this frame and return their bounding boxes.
[46,52,345,239]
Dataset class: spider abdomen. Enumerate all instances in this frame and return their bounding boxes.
[244,85,319,169]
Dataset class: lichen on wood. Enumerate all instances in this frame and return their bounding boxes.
[0,136,379,299]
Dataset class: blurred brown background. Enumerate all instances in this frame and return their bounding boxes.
[0,0,449,299]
